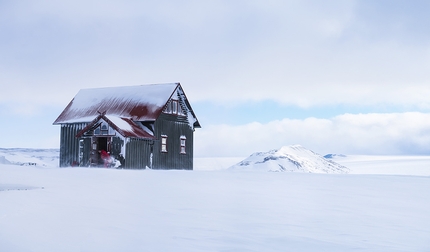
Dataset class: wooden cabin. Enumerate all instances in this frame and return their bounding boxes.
[53,83,200,169]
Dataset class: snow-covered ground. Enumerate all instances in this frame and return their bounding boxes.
[1,149,430,251]
[334,155,430,176]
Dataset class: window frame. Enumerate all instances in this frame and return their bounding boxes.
[100,122,109,135]
[161,135,168,153]
[163,99,187,116]
[180,136,186,154]
[172,100,178,114]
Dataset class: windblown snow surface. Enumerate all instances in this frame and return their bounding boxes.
[229,145,349,173]
[1,148,430,251]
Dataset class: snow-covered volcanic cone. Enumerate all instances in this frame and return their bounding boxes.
[229,145,349,173]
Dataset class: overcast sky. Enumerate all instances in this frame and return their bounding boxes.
[1,0,430,157]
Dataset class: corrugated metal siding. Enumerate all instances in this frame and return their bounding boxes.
[153,114,194,170]
[79,138,91,167]
[125,138,153,169]
[59,123,87,167]
[58,113,195,170]
[111,137,124,159]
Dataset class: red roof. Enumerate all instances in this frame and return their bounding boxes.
[54,83,179,124]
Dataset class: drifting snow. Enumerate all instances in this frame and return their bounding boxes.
[1,162,430,251]
[230,145,349,173]
[1,148,430,251]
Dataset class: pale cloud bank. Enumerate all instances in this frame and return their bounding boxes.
[195,112,430,157]
[1,1,430,111]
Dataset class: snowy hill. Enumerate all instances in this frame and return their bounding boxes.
[229,145,349,173]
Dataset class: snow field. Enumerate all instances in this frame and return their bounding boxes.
[1,164,430,251]
[336,155,430,176]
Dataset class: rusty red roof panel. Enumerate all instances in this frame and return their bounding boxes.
[54,83,179,124]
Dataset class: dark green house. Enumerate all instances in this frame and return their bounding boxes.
[53,83,200,169]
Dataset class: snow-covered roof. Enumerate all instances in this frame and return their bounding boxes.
[54,83,197,125]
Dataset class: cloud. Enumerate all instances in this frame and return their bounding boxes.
[194,112,430,157]
[0,1,429,106]
[1,0,430,117]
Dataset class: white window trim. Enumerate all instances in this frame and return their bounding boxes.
[180,136,186,154]
[161,135,168,153]
[172,100,178,114]
[163,99,186,116]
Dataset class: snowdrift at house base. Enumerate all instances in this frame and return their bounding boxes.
[229,145,349,173]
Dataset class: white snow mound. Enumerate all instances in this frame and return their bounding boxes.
[0,156,11,164]
[229,145,349,173]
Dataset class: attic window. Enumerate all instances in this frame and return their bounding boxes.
[177,103,184,115]
[92,121,114,136]
[101,123,109,135]
[164,99,185,116]
[173,100,178,114]
[161,135,168,153]
[165,102,172,114]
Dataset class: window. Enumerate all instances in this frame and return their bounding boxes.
[172,100,178,114]
[161,135,168,152]
[177,103,184,115]
[165,102,172,114]
[94,121,111,135]
[163,99,185,115]
[101,123,109,135]
[180,136,186,154]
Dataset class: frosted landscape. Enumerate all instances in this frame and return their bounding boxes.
[1,147,430,251]
[3,1,430,251]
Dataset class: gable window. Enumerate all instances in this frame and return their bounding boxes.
[165,102,172,114]
[180,136,186,154]
[177,102,184,115]
[163,99,185,116]
[172,100,178,114]
[161,135,168,153]
[93,121,114,136]
[101,123,109,135]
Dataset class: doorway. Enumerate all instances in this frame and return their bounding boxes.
[97,137,108,152]
[89,137,111,166]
